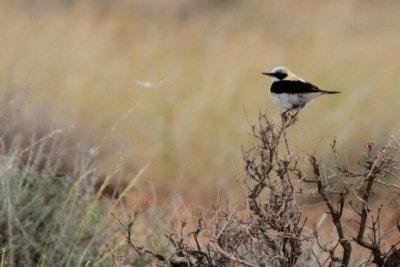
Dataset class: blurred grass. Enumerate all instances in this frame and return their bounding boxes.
[0,122,170,266]
[0,139,114,266]
[0,0,400,203]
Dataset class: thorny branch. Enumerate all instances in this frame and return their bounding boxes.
[115,111,400,266]
[302,139,400,266]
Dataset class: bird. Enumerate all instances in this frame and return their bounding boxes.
[262,66,340,112]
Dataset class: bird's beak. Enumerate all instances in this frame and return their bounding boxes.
[262,72,274,77]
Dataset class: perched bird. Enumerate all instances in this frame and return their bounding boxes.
[262,66,340,112]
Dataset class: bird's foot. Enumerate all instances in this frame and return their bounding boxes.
[281,109,300,125]
[281,110,290,123]
[282,109,289,118]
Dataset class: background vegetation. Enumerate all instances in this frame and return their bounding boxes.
[0,0,399,265]
[1,0,400,202]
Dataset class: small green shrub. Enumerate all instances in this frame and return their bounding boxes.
[0,134,123,266]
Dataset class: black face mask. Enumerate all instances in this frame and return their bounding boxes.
[274,72,288,80]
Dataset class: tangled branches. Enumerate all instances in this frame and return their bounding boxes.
[243,112,306,266]
[301,138,400,266]
[115,111,400,266]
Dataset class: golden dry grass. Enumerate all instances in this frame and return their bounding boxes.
[1,0,400,203]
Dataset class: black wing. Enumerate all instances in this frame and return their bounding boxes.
[270,80,324,94]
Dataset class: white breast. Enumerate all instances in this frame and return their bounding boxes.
[270,93,321,110]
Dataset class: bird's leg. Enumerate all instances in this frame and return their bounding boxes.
[281,109,293,125]
[282,109,290,119]
[281,109,300,125]
[281,109,298,118]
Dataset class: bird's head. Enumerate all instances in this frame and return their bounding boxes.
[262,66,299,81]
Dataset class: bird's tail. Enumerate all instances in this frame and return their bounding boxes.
[322,90,341,94]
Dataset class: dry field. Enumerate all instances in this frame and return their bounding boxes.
[0,1,400,204]
[1,1,400,265]
[1,0,400,202]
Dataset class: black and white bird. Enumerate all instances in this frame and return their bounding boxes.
[262,66,340,112]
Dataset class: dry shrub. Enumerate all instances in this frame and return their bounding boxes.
[116,111,400,267]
